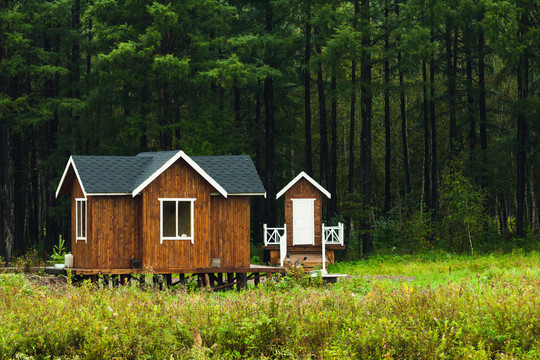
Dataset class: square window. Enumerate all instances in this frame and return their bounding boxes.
[160,199,195,243]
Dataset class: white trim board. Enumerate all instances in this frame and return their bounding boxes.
[276,171,331,199]
[75,198,87,243]
[55,156,87,199]
[210,192,266,197]
[132,150,228,198]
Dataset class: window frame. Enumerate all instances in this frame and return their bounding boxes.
[75,198,87,243]
[159,198,195,244]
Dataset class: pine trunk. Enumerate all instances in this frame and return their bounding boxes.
[330,75,338,218]
[478,16,488,188]
[446,20,457,158]
[396,5,411,198]
[516,18,528,238]
[263,77,277,227]
[383,0,391,215]
[317,49,330,194]
[346,0,360,241]
[422,61,431,210]
[430,38,438,214]
[360,0,373,254]
[304,10,313,175]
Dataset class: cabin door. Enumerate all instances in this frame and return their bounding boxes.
[292,199,315,245]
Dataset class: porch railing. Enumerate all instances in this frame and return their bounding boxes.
[263,224,287,267]
[322,222,344,273]
[322,222,344,246]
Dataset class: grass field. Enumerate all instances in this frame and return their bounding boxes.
[1,251,539,359]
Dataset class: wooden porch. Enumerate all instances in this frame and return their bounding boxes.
[263,223,346,270]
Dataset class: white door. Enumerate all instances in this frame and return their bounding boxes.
[292,199,315,245]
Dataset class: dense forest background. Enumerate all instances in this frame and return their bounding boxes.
[0,0,539,262]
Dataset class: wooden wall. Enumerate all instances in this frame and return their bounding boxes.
[70,175,141,269]
[141,158,213,270]
[70,177,93,268]
[284,178,323,247]
[90,196,141,269]
[210,196,250,268]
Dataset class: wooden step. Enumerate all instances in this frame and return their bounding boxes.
[266,249,336,270]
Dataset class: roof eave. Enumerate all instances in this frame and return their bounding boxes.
[131,150,228,198]
[276,171,331,199]
[55,156,87,199]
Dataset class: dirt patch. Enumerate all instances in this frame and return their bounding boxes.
[27,274,68,288]
[347,275,416,282]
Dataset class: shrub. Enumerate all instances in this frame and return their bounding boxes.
[439,159,486,254]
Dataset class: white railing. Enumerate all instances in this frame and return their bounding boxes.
[263,224,287,267]
[322,222,344,246]
[322,222,344,273]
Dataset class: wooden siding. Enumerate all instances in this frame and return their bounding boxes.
[210,196,251,268]
[284,178,323,247]
[90,196,141,269]
[141,158,213,270]
[71,177,93,268]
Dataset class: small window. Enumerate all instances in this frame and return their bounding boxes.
[76,198,87,243]
[160,198,195,244]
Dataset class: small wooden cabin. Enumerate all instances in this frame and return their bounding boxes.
[56,150,267,275]
[264,172,345,270]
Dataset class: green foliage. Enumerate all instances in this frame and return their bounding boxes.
[440,159,487,254]
[1,252,540,359]
[13,249,44,273]
[49,235,68,265]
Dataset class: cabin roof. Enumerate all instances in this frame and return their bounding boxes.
[191,155,266,195]
[56,150,265,198]
[276,171,331,199]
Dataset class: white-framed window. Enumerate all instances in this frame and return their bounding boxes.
[75,198,87,243]
[159,198,195,244]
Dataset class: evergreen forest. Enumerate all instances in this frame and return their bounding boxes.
[1,0,539,262]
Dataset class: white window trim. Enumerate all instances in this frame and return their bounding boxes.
[159,198,195,244]
[75,198,87,243]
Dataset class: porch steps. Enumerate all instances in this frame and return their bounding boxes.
[281,250,334,271]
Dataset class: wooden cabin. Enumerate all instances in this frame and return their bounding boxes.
[55,150,271,280]
[263,172,345,271]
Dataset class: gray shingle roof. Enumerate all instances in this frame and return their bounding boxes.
[70,151,264,196]
[191,155,266,194]
[72,155,151,194]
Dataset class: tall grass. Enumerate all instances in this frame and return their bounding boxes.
[330,250,540,286]
[0,252,539,359]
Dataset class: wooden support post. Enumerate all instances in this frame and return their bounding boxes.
[217,273,224,286]
[197,274,204,288]
[164,274,172,288]
[179,273,185,285]
[153,275,163,290]
[204,273,211,288]
[227,272,234,285]
[90,275,98,285]
[254,273,260,287]
[237,273,247,291]
[138,274,146,289]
